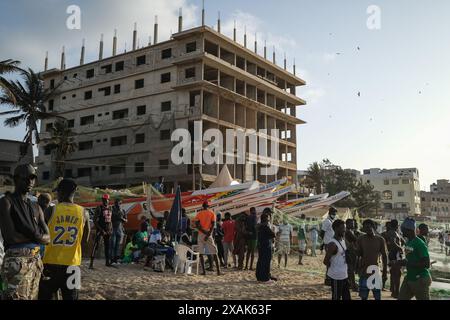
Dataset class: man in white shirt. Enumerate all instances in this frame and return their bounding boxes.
[277,218,293,268]
[321,207,338,246]
[321,207,337,285]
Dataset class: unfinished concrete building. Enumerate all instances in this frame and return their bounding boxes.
[37,15,306,191]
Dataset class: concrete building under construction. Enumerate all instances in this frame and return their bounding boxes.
[37,11,306,191]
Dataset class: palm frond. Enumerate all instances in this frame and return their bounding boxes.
[0,59,22,75]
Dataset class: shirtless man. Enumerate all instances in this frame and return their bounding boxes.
[356,219,387,300]
[0,164,50,300]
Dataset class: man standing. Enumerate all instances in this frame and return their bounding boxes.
[323,219,351,300]
[345,219,358,291]
[277,218,293,268]
[245,207,258,271]
[386,219,404,298]
[418,224,429,246]
[297,214,308,265]
[321,207,337,284]
[110,199,127,264]
[37,193,52,214]
[356,219,388,300]
[309,225,319,257]
[222,212,236,268]
[89,194,114,269]
[398,218,432,300]
[321,207,337,248]
[0,164,50,300]
[214,213,225,267]
[193,201,221,275]
[234,213,248,270]
[38,179,90,300]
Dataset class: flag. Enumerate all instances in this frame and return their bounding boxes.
[165,185,182,237]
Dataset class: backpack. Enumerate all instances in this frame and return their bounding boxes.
[152,255,165,273]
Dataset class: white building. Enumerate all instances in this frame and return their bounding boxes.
[360,168,421,219]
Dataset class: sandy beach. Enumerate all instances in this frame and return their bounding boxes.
[80,254,394,300]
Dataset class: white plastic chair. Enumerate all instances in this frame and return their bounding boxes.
[174,244,200,275]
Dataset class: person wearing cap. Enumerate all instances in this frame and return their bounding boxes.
[0,164,50,300]
[398,217,432,300]
[89,194,114,268]
[38,179,90,300]
[192,201,221,275]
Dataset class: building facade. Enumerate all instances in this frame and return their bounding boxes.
[421,180,450,221]
[0,139,34,187]
[360,168,421,219]
[37,25,306,190]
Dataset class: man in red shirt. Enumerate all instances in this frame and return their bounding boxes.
[222,212,236,268]
[193,201,221,275]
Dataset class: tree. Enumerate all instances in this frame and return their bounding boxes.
[305,159,381,215]
[0,59,22,104]
[306,162,323,194]
[0,68,60,147]
[43,120,77,179]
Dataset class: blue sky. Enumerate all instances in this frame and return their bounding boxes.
[0,0,449,190]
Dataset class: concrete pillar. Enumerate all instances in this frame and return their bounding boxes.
[60,46,65,70]
[99,34,104,60]
[112,29,117,56]
[273,46,276,64]
[80,39,85,65]
[217,11,221,33]
[293,58,296,75]
[254,33,257,53]
[178,8,183,32]
[233,20,236,41]
[284,53,287,70]
[264,40,267,59]
[154,16,158,44]
[244,26,247,48]
[132,23,137,51]
[201,0,205,26]
[44,51,48,71]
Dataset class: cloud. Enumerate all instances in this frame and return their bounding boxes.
[220,10,298,69]
[0,0,199,71]
[322,53,336,63]
[303,88,326,104]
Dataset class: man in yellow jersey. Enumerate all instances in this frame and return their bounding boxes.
[38,179,90,300]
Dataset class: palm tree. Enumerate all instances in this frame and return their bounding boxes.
[306,162,323,194]
[42,120,77,179]
[0,68,60,147]
[0,59,22,104]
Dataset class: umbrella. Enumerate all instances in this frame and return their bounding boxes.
[165,185,182,239]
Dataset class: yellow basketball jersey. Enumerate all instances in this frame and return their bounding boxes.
[43,203,85,266]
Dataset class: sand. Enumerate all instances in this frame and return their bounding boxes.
[79,253,394,300]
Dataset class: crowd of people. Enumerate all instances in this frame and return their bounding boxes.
[0,164,439,301]
[322,207,433,301]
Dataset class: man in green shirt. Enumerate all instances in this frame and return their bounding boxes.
[398,217,432,300]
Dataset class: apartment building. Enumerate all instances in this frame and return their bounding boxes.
[360,168,421,219]
[37,18,306,190]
